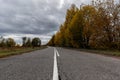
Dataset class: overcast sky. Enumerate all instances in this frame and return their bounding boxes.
[0,0,118,44]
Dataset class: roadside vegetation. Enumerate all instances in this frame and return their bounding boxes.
[0,36,46,58]
[75,48,120,57]
[48,0,120,55]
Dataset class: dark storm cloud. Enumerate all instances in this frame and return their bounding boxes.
[0,0,91,44]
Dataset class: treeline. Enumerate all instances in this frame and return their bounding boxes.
[22,37,41,48]
[0,36,41,48]
[48,0,120,50]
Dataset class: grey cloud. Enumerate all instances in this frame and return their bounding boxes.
[0,0,91,44]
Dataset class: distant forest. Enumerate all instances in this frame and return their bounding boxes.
[48,0,120,50]
[0,37,41,48]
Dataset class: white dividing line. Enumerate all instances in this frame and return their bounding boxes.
[53,48,60,80]
[55,48,60,57]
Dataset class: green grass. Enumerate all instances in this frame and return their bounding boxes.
[78,49,120,57]
[0,46,47,58]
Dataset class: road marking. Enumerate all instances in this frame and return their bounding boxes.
[55,48,60,57]
[53,48,60,80]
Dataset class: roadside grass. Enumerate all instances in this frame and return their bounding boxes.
[0,46,47,58]
[64,47,120,57]
[77,49,120,57]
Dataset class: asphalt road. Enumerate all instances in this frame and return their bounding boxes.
[0,48,54,80]
[0,47,120,80]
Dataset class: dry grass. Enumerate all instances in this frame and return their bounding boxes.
[0,46,47,58]
[77,49,120,57]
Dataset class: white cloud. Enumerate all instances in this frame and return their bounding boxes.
[59,0,64,9]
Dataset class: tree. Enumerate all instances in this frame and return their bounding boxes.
[26,38,32,47]
[22,37,27,47]
[59,25,66,46]
[6,38,16,48]
[32,37,41,47]
[68,10,84,48]
[91,0,120,49]
[0,38,6,48]
[64,4,78,47]
[82,5,97,48]
[48,1,120,50]
[47,35,55,46]
[54,32,61,46]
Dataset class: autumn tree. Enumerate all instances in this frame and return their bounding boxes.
[48,0,120,50]
[68,10,84,48]
[81,5,97,48]
[48,35,55,46]
[91,0,120,49]
[59,25,66,46]
[64,4,78,47]
[54,32,61,46]
[54,25,66,46]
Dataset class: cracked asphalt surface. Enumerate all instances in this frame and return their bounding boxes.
[0,47,120,80]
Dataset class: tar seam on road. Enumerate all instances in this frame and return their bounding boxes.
[53,48,60,80]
